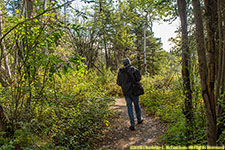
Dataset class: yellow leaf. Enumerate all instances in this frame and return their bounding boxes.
[15,9,19,14]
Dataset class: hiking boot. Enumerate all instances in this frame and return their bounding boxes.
[138,119,143,124]
[129,125,135,131]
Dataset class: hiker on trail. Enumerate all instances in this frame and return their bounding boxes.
[117,58,143,131]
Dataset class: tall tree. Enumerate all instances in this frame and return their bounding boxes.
[0,0,12,135]
[177,0,194,140]
[216,0,225,140]
[204,0,218,145]
[192,0,218,145]
[0,1,12,87]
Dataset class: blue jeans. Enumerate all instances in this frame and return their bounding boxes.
[125,95,142,126]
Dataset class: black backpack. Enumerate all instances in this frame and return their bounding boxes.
[127,67,144,96]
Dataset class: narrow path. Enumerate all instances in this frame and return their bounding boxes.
[97,98,165,150]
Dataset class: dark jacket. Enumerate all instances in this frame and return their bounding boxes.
[117,65,141,96]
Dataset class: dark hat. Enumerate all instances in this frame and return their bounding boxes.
[123,58,131,66]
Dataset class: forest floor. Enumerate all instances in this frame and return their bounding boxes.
[96,98,165,150]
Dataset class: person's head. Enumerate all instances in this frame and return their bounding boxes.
[123,58,131,67]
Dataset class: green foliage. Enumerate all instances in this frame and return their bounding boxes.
[140,54,207,145]
[141,74,183,122]
[217,97,225,145]
[95,67,123,97]
[218,130,225,144]
[47,71,113,149]
[0,2,115,149]
[2,0,223,148]
[0,69,114,149]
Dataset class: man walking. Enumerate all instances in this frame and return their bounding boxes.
[117,58,143,131]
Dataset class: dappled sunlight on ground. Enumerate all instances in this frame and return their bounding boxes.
[96,98,165,150]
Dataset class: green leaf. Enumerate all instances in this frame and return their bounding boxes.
[66,62,74,70]
[62,64,68,75]
[69,57,80,65]
[50,55,64,64]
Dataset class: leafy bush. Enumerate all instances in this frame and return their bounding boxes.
[97,67,123,97]
[141,73,207,145]
[141,75,183,122]
[0,68,114,149]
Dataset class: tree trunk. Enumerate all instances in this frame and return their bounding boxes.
[99,0,109,68]
[192,0,217,145]
[22,0,33,18]
[22,0,33,114]
[103,35,109,68]
[177,0,194,139]
[137,50,141,71]
[143,13,147,76]
[0,1,13,137]
[204,0,218,145]
[63,0,67,23]
[216,0,225,140]
[0,1,12,87]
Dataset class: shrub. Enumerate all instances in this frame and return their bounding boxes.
[141,74,207,145]
[0,69,114,149]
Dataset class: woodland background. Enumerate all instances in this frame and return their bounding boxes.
[0,0,224,149]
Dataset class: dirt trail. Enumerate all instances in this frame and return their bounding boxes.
[97,98,165,150]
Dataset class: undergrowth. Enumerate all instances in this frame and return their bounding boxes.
[0,68,116,149]
[140,73,207,145]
